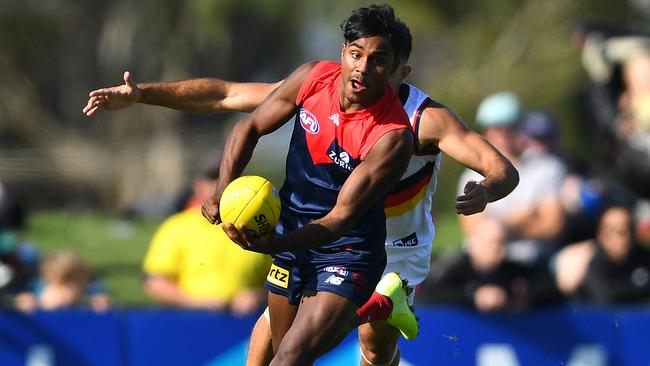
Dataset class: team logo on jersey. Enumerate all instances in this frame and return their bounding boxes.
[267,263,289,288]
[392,232,419,247]
[299,108,319,134]
[327,140,359,172]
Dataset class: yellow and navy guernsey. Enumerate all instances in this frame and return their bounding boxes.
[384,83,441,262]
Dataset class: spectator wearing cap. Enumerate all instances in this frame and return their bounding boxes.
[141,153,271,315]
[458,96,567,270]
[472,91,523,163]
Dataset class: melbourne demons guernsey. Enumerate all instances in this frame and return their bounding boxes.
[384,83,442,262]
[275,61,411,254]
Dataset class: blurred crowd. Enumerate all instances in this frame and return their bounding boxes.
[0,181,110,312]
[416,26,650,313]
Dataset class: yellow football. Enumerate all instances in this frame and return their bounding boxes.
[219,175,281,235]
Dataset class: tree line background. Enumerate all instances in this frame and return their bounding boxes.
[0,0,641,218]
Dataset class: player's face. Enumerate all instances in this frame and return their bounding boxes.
[340,36,396,108]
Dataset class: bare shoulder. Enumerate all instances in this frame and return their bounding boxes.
[372,128,414,157]
[269,61,320,100]
[291,61,320,79]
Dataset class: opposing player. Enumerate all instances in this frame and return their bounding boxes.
[83,7,519,366]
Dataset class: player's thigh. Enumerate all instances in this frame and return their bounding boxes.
[268,291,298,353]
[358,320,401,355]
[245,310,274,366]
[276,291,358,360]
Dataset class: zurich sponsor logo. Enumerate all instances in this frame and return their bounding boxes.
[325,266,349,276]
[328,150,353,172]
[299,108,319,134]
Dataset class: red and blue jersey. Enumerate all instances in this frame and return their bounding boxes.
[275,61,411,253]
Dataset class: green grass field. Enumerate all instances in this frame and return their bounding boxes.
[21,209,463,306]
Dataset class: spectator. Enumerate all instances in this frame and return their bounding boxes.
[142,154,271,315]
[579,31,650,198]
[14,250,110,312]
[458,94,567,268]
[0,181,39,306]
[552,239,596,297]
[576,204,650,304]
[636,199,650,245]
[613,42,650,198]
[419,220,560,312]
[558,167,602,246]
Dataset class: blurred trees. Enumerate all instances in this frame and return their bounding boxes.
[0,0,638,215]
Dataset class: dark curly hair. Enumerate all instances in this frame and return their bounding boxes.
[340,4,412,64]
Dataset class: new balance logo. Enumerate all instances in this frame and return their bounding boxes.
[329,113,340,126]
[323,275,344,286]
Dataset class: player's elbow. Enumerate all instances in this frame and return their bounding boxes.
[232,117,262,141]
[320,210,357,239]
[505,162,520,194]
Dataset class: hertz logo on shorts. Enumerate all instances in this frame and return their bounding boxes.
[267,264,289,288]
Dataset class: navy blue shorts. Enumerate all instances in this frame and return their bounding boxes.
[265,248,387,308]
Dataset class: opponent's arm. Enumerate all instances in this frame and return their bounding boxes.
[83,70,281,116]
[201,61,317,224]
[223,128,414,253]
[418,101,519,216]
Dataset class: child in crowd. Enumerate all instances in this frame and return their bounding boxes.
[14,250,110,312]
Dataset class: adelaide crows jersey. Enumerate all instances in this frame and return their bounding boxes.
[275,61,411,253]
[384,83,441,262]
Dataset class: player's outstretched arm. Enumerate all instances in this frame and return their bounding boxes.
[417,102,519,215]
[201,61,317,224]
[83,70,281,116]
[83,71,140,116]
[223,128,414,254]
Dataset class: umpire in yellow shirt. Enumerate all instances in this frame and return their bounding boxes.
[142,156,271,315]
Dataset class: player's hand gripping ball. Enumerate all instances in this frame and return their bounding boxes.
[219,176,281,235]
